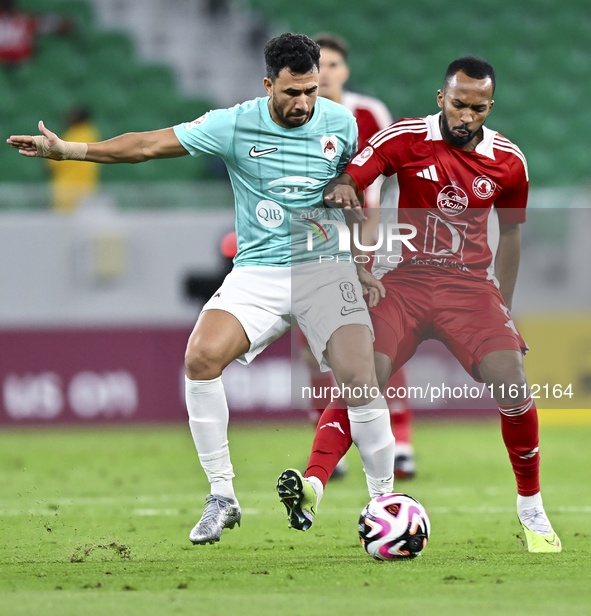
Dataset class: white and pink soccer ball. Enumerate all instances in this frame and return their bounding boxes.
[358,493,430,560]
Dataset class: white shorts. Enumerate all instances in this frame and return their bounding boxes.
[201,263,373,371]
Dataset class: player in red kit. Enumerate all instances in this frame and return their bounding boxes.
[0,0,72,66]
[314,33,392,216]
[304,56,561,552]
[300,33,415,479]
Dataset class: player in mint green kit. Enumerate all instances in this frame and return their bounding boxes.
[174,86,354,269]
[7,33,396,546]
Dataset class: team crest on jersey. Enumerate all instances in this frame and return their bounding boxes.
[186,113,208,129]
[437,185,468,216]
[472,176,496,199]
[351,146,373,166]
[321,135,338,161]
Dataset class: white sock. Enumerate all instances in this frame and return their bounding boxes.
[366,475,394,499]
[395,441,414,457]
[347,394,395,496]
[517,492,553,534]
[185,375,236,500]
[304,475,324,509]
[210,480,236,501]
[517,492,543,517]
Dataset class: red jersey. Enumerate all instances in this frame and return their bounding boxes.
[341,91,392,208]
[342,91,392,151]
[346,113,528,279]
[0,11,37,63]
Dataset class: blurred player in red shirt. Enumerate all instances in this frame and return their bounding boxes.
[304,33,415,479]
[308,56,561,552]
[0,0,72,66]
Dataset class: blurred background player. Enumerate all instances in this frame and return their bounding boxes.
[0,0,72,68]
[314,33,391,235]
[47,106,100,213]
[301,33,415,479]
[183,230,237,305]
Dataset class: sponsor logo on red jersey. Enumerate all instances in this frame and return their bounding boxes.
[472,176,496,199]
[437,185,468,216]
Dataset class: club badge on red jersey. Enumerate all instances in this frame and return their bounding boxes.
[351,146,373,166]
[472,176,496,199]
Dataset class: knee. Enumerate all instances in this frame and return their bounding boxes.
[343,373,374,391]
[339,373,381,405]
[482,363,528,405]
[495,376,529,406]
[493,364,527,390]
[185,339,224,380]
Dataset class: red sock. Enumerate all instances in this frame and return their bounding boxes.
[385,369,412,444]
[499,397,540,496]
[390,406,412,444]
[308,371,336,422]
[305,399,352,487]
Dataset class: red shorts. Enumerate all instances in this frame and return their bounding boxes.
[371,266,527,382]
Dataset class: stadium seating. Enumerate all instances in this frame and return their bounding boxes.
[4,0,589,190]
[2,0,216,185]
[246,0,591,188]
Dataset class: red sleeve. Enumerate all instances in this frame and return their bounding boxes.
[354,108,381,151]
[495,159,528,225]
[0,14,37,63]
[345,146,384,192]
[345,129,411,193]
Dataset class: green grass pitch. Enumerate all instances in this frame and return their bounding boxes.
[1,420,590,616]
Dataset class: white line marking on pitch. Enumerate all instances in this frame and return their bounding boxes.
[133,509,180,516]
[129,506,591,517]
[2,504,590,517]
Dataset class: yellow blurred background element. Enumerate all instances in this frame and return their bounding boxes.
[520,314,591,422]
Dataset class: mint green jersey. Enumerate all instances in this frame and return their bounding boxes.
[173,96,357,267]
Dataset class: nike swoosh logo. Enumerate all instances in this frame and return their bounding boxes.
[249,146,278,158]
[341,306,365,316]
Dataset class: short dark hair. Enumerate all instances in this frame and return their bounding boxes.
[444,56,496,93]
[264,33,320,80]
[313,32,349,60]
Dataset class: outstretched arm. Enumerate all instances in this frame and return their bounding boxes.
[495,223,521,311]
[7,121,188,163]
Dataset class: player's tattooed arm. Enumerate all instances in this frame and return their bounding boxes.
[344,210,386,308]
[495,224,521,311]
[324,173,366,222]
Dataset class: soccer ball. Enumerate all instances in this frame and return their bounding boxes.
[358,493,430,560]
